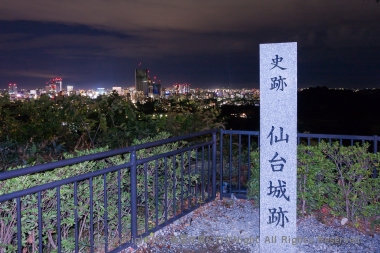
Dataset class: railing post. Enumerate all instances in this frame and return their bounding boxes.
[212,131,217,199]
[130,149,138,243]
[374,135,378,179]
[374,135,378,153]
[219,130,223,200]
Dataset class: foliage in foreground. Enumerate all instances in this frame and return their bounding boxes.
[247,142,380,224]
[0,132,207,252]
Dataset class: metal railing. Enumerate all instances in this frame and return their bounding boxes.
[1,128,378,252]
[297,133,378,153]
[0,129,217,253]
[219,129,379,199]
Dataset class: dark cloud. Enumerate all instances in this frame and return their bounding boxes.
[0,69,71,79]
[0,0,379,89]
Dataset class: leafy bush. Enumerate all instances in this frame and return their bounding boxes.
[0,146,124,252]
[246,142,380,223]
[0,132,207,252]
[319,141,380,222]
[297,145,335,215]
[246,149,259,203]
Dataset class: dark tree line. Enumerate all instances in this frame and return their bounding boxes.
[0,93,224,169]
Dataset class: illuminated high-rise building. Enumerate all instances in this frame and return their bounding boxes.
[97,88,105,95]
[46,78,62,93]
[67,85,73,95]
[135,69,149,97]
[153,83,161,96]
[56,78,62,92]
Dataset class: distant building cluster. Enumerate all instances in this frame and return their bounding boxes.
[46,78,62,93]
[135,68,162,101]
[3,67,380,104]
[1,69,261,103]
[4,70,378,106]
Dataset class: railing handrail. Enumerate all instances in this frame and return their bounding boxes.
[221,129,377,140]
[0,162,131,203]
[221,130,378,153]
[136,141,214,166]
[297,132,377,141]
[220,129,260,135]
[0,129,218,181]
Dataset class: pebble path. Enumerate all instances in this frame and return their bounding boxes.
[132,198,380,253]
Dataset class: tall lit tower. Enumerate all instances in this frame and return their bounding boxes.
[56,78,62,92]
[67,85,73,95]
[8,83,13,93]
[14,83,17,94]
[135,69,149,96]
[153,77,161,96]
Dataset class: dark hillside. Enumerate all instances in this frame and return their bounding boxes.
[222,88,380,136]
[298,87,380,135]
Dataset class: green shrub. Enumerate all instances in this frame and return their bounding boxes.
[297,144,335,216]
[0,146,128,252]
[246,149,259,203]
[319,141,380,222]
[0,132,205,252]
[246,142,380,223]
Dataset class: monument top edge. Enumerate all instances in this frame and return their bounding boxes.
[259,42,297,46]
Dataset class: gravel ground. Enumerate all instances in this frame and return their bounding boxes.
[132,197,380,253]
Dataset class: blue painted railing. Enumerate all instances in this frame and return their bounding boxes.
[0,129,378,252]
[0,129,217,253]
[219,130,379,199]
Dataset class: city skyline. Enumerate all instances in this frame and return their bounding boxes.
[1,0,380,90]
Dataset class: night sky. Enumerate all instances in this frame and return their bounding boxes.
[1,0,379,90]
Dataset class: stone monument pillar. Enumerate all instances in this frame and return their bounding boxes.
[259,42,297,252]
